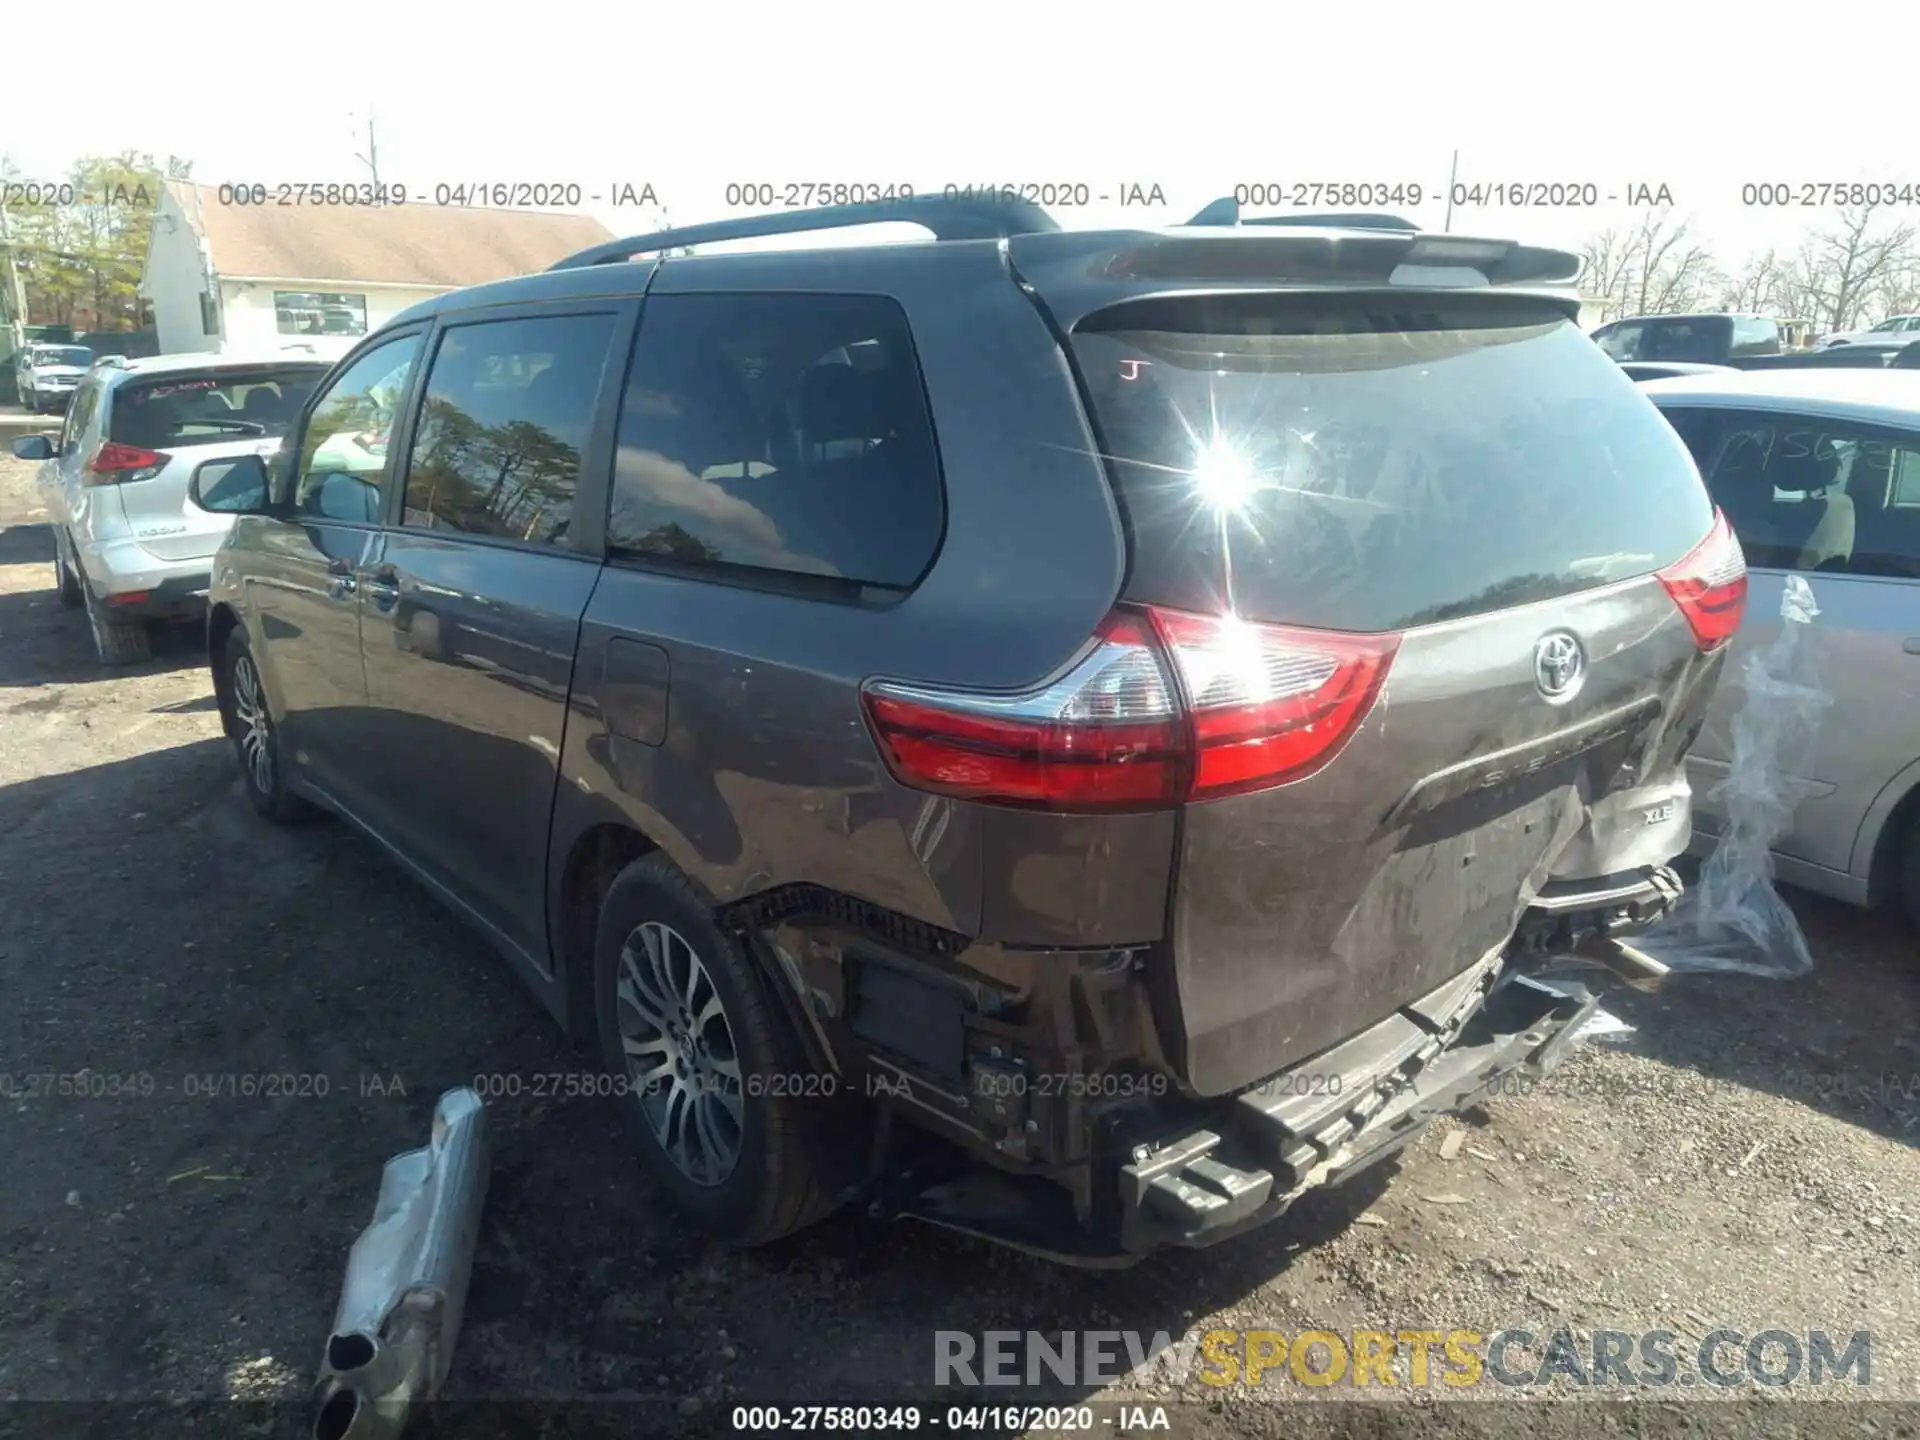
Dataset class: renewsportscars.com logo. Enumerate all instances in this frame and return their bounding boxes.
[935,1327,1874,1390]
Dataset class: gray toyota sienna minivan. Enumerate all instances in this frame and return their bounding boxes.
[192,196,1746,1263]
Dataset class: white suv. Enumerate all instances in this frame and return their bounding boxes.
[16,343,95,413]
[9,352,329,664]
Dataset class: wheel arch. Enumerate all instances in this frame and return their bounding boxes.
[1857,757,1920,907]
[208,603,242,736]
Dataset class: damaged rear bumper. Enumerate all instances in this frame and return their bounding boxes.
[1112,956,1598,1254]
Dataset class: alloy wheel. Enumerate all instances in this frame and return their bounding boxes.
[615,920,744,1185]
[231,653,274,795]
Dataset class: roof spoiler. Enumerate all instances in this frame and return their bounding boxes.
[548,194,1062,269]
[1182,197,1422,231]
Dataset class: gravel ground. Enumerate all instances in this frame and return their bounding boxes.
[1,448,1916,1438]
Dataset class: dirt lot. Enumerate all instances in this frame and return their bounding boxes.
[1,449,1917,1437]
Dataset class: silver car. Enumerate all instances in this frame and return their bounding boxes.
[10,352,328,664]
[1644,368,1920,931]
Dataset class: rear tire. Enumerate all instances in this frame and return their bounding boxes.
[225,629,315,824]
[82,581,152,667]
[1899,816,1920,936]
[52,535,83,609]
[592,854,849,1246]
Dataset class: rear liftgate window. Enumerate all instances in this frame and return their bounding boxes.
[1070,296,1716,632]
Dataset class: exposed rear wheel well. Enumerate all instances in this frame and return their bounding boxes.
[1867,779,1920,910]
[558,822,659,1042]
[208,606,241,735]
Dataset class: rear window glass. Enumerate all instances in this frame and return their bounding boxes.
[1072,296,1715,632]
[109,367,324,450]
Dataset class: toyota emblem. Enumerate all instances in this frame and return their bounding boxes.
[1534,631,1585,701]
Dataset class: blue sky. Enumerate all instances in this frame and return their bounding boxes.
[5,0,1917,263]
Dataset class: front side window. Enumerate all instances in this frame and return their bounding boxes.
[292,334,423,523]
[276,291,368,338]
[399,313,615,548]
[606,293,945,592]
[1691,408,1920,577]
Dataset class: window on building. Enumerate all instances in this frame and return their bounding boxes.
[275,291,368,338]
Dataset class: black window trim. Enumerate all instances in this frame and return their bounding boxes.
[281,323,432,527]
[601,287,950,606]
[386,298,638,560]
[1665,398,1920,583]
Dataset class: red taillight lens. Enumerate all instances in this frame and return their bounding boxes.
[860,613,1187,810]
[1657,510,1747,652]
[84,441,169,485]
[860,608,1400,811]
[1147,607,1400,799]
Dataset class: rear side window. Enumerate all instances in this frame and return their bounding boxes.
[400,313,616,548]
[1729,317,1781,357]
[1685,408,1920,579]
[60,381,102,452]
[607,293,943,592]
[109,367,324,450]
[1072,296,1715,632]
[1636,318,1730,363]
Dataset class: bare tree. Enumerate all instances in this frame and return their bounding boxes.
[1725,248,1791,313]
[1778,205,1917,331]
[1578,212,1723,320]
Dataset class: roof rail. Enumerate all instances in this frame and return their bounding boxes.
[548,194,1062,270]
[1181,197,1421,232]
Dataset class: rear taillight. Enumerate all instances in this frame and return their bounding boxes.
[84,442,169,485]
[860,608,1399,812]
[1146,607,1401,800]
[1657,510,1747,652]
[860,613,1187,810]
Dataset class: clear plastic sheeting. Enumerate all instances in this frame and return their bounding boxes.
[1638,574,1830,977]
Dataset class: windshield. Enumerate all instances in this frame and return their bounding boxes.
[1071,295,1715,632]
[34,347,93,369]
[109,368,325,450]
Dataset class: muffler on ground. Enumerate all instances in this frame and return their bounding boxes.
[313,1088,491,1440]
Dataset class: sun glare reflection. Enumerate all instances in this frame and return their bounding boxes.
[1191,439,1259,514]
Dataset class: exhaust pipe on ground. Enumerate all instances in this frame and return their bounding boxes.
[1568,935,1672,993]
[313,1088,491,1440]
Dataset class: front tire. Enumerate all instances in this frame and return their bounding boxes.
[225,629,315,823]
[593,854,848,1245]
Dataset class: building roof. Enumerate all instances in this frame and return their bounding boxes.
[166,181,615,289]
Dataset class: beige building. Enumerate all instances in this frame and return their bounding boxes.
[140,182,613,360]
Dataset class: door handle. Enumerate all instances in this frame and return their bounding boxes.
[365,563,401,610]
[325,557,357,598]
